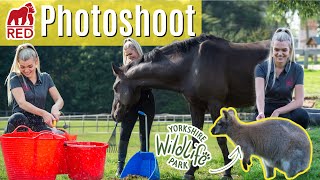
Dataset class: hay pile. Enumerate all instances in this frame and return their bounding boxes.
[123,174,148,180]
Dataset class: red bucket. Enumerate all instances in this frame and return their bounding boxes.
[0,126,65,180]
[65,142,108,180]
[57,129,77,174]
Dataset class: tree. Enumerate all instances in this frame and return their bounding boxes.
[268,0,320,38]
[270,0,320,19]
[202,1,272,42]
[0,47,16,115]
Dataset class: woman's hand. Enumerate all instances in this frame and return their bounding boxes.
[49,86,64,121]
[51,105,61,121]
[271,109,280,117]
[42,111,55,127]
[256,112,265,120]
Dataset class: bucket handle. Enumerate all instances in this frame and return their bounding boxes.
[56,128,69,134]
[32,131,66,140]
[12,125,65,139]
[12,125,33,133]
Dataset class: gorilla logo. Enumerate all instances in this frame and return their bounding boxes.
[7,2,36,25]
[6,2,36,40]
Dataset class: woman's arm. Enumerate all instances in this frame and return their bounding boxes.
[255,77,265,120]
[271,84,304,116]
[49,86,64,121]
[11,87,55,127]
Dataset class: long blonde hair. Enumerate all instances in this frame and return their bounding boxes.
[5,43,40,105]
[122,38,143,65]
[265,27,295,90]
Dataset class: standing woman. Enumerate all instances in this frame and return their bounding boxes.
[4,43,64,133]
[116,38,155,176]
[255,28,309,128]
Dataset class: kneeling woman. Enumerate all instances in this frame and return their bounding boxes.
[255,28,309,129]
[4,43,64,133]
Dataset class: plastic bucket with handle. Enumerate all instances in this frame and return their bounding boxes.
[0,126,65,180]
[65,141,108,180]
[56,128,77,174]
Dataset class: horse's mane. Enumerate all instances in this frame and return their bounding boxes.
[144,34,228,62]
[122,34,228,72]
[120,59,141,72]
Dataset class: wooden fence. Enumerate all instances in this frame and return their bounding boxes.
[0,110,319,134]
[296,48,320,69]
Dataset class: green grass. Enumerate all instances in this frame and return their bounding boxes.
[304,70,320,108]
[1,122,320,180]
[304,70,320,98]
[0,70,318,179]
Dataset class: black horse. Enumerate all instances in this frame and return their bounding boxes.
[111,34,270,179]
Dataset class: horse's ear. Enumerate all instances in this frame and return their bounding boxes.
[111,63,123,76]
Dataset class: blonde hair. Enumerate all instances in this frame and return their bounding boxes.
[5,43,40,105]
[265,27,295,90]
[122,38,143,65]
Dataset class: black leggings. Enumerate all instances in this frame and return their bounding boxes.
[4,112,51,133]
[256,103,310,129]
[120,92,155,151]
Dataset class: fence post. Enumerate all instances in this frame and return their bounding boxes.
[82,115,85,134]
[68,115,71,133]
[157,116,160,132]
[108,115,110,133]
[304,50,309,69]
[96,115,98,132]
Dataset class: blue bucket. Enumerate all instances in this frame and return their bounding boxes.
[120,151,160,180]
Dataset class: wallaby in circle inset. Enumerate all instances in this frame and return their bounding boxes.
[210,107,312,179]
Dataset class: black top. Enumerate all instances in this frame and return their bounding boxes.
[9,72,55,113]
[255,60,304,104]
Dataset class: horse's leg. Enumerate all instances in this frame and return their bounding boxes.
[184,103,206,180]
[208,102,233,179]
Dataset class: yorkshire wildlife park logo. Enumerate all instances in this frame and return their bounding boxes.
[6,2,36,40]
[155,124,212,170]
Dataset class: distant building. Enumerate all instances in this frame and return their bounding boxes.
[299,19,318,49]
[306,36,320,48]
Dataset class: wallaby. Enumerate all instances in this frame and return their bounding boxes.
[210,108,312,179]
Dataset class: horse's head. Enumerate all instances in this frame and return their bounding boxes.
[111,63,141,122]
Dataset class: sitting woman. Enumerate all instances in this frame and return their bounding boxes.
[4,43,64,133]
[255,27,309,129]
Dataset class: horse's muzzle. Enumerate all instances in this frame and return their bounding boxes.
[112,111,123,123]
[111,114,117,122]
[112,107,126,123]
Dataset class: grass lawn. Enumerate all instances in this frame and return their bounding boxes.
[304,70,320,108]
[0,122,320,180]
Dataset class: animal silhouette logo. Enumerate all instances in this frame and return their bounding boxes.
[6,2,36,40]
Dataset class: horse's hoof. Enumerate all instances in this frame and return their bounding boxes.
[221,175,233,180]
[183,174,195,180]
